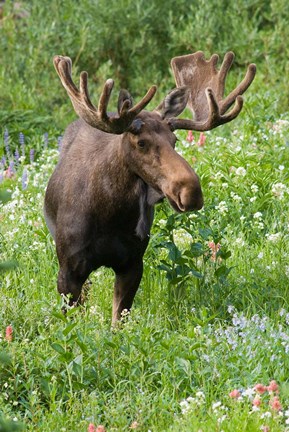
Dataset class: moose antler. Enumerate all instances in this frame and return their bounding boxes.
[53,56,157,134]
[168,51,256,131]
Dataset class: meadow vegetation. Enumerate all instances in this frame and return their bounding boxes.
[1,1,289,431]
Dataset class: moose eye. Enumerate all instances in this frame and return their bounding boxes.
[137,140,146,149]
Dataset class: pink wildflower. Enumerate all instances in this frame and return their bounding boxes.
[5,325,13,342]
[208,241,221,261]
[130,421,139,429]
[197,132,206,147]
[267,380,279,393]
[254,383,267,394]
[261,427,270,432]
[270,396,282,411]
[186,130,194,142]
[87,425,106,432]
[229,389,240,398]
[3,166,15,179]
[252,397,261,407]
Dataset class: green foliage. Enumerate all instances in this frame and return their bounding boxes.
[1,0,289,130]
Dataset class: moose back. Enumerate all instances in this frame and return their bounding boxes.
[44,52,256,324]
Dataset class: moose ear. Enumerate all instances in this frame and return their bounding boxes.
[118,89,134,116]
[155,86,189,119]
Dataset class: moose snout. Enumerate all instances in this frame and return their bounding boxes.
[177,181,203,211]
[164,173,203,213]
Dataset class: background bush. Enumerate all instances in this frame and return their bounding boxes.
[0,0,289,133]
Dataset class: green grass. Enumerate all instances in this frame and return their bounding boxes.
[1,106,289,431]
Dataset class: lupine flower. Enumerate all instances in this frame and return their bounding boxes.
[4,128,10,157]
[43,132,48,149]
[58,136,63,152]
[270,396,282,411]
[5,325,13,342]
[267,380,279,393]
[30,149,35,164]
[1,156,6,167]
[19,132,25,156]
[15,148,20,165]
[186,130,194,142]
[197,132,206,146]
[22,168,28,190]
[229,389,240,398]
[254,384,267,394]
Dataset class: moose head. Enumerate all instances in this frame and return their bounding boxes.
[44,52,256,324]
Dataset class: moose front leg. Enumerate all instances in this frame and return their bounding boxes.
[112,259,143,325]
[57,266,89,307]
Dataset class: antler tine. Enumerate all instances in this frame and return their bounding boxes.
[169,51,256,131]
[53,55,157,134]
[129,85,157,116]
[220,63,256,114]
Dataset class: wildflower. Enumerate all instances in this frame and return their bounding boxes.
[252,397,261,407]
[260,426,270,432]
[267,380,279,393]
[272,182,288,199]
[4,128,10,157]
[22,168,28,190]
[30,149,35,164]
[19,132,25,156]
[235,166,246,176]
[130,421,139,429]
[58,136,63,151]
[229,389,240,399]
[208,241,221,261]
[5,325,13,342]
[186,130,194,142]
[254,384,267,394]
[251,184,259,193]
[270,396,282,411]
[87,425,106,432]
[253,212,262,219]
[43,132,49,149]
[267,233,281,243]
[197,132,206,146]
[215,200,228,214]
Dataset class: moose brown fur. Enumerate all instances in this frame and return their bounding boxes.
[44,52,256,324]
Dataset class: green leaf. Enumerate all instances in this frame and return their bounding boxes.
[50,342,66,355]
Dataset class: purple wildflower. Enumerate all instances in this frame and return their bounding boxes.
[29,149,35,164]
[22,168,28,190]
[19,132,25,156]
[15,148,20,165]
[43,132,48,149]
[4,128,10,157]
[57,136,63,152]
[9,161,15,174]
[1,156,6,168]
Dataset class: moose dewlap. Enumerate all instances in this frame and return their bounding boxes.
[44,52,256,324]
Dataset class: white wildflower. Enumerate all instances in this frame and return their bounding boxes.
[235,167,246,176]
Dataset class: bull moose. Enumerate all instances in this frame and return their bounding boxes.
[44,52,256,324]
